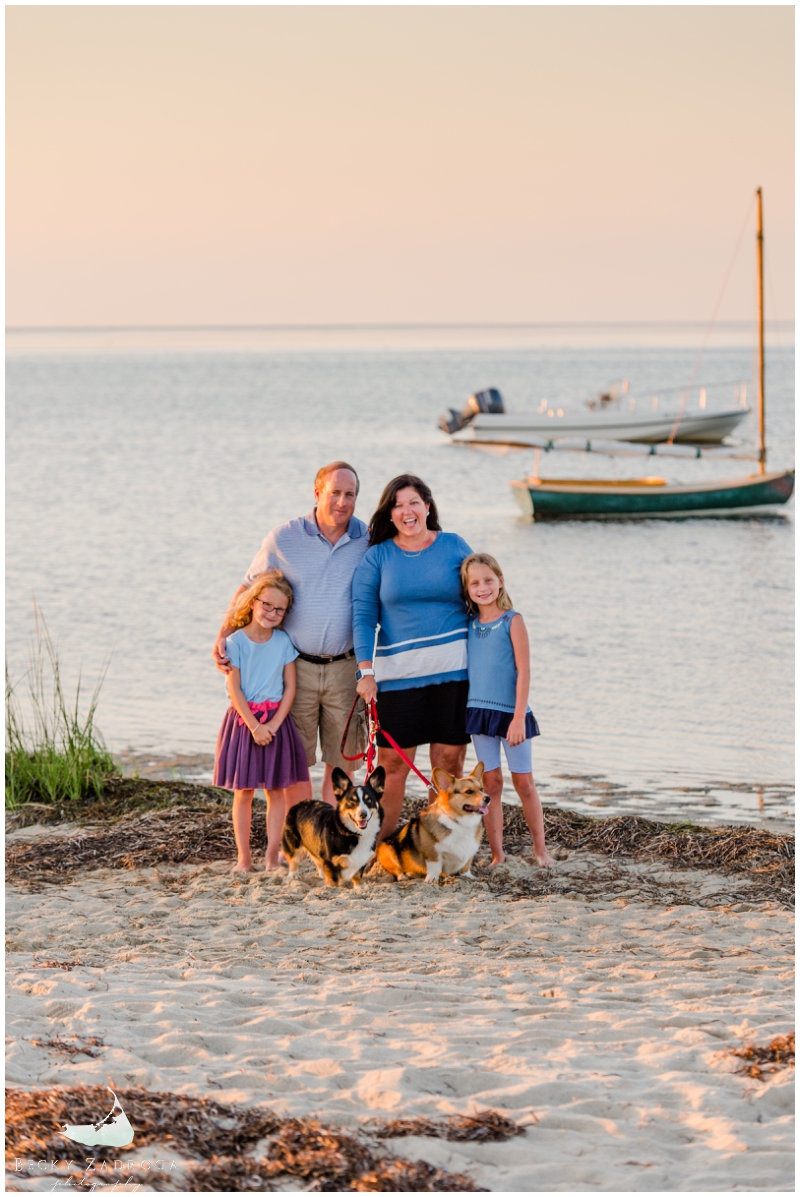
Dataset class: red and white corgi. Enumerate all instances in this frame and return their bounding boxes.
[377,763,488,882]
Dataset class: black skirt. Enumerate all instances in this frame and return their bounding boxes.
[375,680,469,749]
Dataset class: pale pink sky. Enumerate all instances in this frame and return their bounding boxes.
[6,6,794,327]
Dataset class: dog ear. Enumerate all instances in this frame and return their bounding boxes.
[469,762,485,786]
[431,767,454,794]
[331,767,351,798]
[367,766,386,796]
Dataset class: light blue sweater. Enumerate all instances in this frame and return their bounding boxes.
[352,532,472,692]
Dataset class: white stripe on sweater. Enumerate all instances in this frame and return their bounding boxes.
[375,638,467,682]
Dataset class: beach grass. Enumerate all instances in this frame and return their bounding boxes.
[4,607,117,810]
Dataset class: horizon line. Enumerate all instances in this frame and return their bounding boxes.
[6,319,795,335]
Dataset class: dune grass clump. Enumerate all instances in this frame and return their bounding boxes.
[5,608,117,810]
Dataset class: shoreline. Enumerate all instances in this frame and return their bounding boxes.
[112,748,796,833]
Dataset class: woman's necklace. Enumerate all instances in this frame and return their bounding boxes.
[397,531,436,557]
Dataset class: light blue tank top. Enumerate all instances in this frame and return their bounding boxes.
[467,610,528,714]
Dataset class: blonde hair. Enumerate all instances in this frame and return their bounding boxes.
[461,553,513,614]
[227,570,294,629]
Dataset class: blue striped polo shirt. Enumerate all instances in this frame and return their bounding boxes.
[244,511,369,657]
[352,532,472,691]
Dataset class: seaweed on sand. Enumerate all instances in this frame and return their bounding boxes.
[729,1032,795,1080]
[192,1117,484,1192]
[500,805,794,907]
[373,1108,526,1142]
[6,791,793,908]
[6,776,230,828]
[6,803,255,886]
[5,1085,281,1162]
[29,1033,105,1059]
[5,1086,487,1192]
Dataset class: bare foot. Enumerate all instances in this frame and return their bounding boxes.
[232,861,251,874]
[264,858,284,871]
[488,852,507,868]
[536,851,556,868]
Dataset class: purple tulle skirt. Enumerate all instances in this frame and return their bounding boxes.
[213,706,310,791]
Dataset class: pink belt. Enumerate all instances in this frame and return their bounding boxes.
[236,699,280,728]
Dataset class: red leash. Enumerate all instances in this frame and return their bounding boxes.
[340,696,435,791]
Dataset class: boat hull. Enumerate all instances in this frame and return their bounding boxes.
[511,470,795,520]
[455,407,749,445]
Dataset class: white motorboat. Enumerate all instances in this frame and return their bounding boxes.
[451,406,749,446]
[440,386,750,445]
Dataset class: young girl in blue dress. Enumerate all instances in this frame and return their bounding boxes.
[461,552,554,868]
[214,569,309,872]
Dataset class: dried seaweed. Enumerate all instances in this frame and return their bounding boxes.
[502,806,794,907]
[729,1032,795,1080]
[351,1157,483,1192]
[5,1085,281,1162]
[7,787,793,908]
[6,1087,486,1192]
[160,1117,485,1193]
[29,1034,105,1059]
[373,1109,524,1142]
[5,776,230,829]
[480,854,774,911]
[7,804,258,886]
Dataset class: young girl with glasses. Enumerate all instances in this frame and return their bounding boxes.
[214,569,309,871]
[461,553,554,869]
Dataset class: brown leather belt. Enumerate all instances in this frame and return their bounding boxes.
[296,649,355,666]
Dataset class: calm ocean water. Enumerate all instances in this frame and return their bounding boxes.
[6,326,795,826]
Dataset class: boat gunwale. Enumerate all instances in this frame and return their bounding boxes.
[511,469,794,497]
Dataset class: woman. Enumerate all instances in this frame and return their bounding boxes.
[352,474,473,836]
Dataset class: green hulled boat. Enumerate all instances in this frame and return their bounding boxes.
[511,469,795,521]
[511,189,795,523]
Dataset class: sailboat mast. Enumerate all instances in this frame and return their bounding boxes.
[756,187,766,472]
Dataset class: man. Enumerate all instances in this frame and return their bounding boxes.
[213,462,368,806]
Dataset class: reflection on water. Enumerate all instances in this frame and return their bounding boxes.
[6,333,794,827]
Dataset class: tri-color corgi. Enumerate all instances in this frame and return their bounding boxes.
[281,766,385,887]
[377,763,488,883]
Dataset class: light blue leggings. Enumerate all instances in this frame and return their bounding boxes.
[472,733,533,774]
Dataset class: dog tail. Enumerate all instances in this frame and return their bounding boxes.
[281,807,302,860]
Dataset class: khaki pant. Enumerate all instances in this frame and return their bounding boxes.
[291,656,367,772]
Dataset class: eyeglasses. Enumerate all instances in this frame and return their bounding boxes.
[256,599,287,616]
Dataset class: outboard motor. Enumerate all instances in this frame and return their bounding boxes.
[464,388,505,417]
[439,388,505,434]
[439,408,466,434]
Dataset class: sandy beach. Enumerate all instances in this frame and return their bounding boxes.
[6,811,794,1193]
